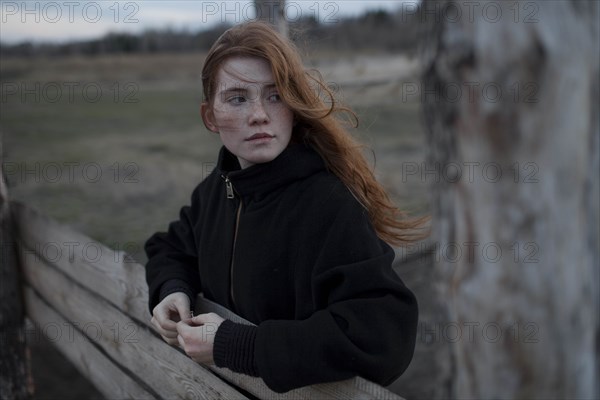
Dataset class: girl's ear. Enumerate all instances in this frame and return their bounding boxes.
[200,102,219,133]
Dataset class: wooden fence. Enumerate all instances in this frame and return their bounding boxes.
[12,201,405,399]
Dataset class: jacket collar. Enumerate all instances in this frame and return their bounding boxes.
[217,143,325,198]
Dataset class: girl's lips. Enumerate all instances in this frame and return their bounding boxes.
[246,133,274,141]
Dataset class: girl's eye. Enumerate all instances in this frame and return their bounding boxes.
[227,96,246,104]
[268,93,281,102]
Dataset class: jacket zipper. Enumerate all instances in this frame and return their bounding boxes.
[222,175,235,199]
[230,201,242,310]
[221,174,240,310]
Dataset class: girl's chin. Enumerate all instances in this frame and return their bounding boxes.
[238,153,281,168]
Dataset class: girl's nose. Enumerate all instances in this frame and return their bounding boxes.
[248,100,269,125]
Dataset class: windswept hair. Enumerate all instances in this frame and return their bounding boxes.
[201,22,428,246]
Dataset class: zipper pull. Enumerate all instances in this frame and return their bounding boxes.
[221,175,235,199]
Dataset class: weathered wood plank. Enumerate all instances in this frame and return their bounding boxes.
[20,246,248,400]
[13,201,150,325]
[24,287,156,399]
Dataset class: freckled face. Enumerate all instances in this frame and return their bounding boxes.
[201,56,294,169]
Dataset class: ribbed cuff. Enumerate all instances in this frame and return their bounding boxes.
[159,279,196,310]
[213,319,259,377]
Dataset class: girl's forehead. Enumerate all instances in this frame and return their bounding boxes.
[217,56,274,86]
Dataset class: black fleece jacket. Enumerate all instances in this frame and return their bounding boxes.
[145,143,418,393]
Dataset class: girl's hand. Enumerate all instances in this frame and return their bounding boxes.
[151,292,191,346]
[176,313,225,365]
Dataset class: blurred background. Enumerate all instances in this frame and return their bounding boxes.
[1,0,427,262]
[1,1,432,398]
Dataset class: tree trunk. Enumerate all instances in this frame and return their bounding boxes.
[254,0,288,37]
[0,143,32,397]
[421,0,599,398]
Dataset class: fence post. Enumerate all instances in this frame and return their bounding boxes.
[254,0,288,37]
[0,154,32,398]
[421,0,599,398]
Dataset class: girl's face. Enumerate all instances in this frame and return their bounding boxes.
[201,56,294,169]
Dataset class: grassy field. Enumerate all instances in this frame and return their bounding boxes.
[1,52,428,264]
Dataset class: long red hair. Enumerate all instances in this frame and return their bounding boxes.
[201,22,428,246]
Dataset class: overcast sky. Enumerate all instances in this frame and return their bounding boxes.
[0,0,419,44]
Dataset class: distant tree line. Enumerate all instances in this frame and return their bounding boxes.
[0,9,423,58]
[291,10,423,54]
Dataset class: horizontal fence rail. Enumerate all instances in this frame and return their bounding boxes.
[13,201,405,400]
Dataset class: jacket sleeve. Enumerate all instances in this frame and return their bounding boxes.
[145,185,202,314]
[213,194,418,393]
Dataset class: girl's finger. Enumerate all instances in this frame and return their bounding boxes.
[177,334,185,349]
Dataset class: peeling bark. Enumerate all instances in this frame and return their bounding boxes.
[421,1,599,398]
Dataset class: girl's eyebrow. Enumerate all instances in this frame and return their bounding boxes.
[219,87,246,96]
[218,82,277,96]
